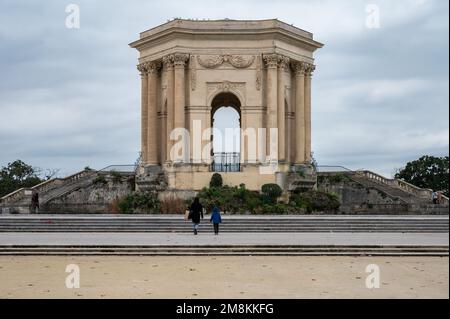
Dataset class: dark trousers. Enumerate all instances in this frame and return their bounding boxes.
[213,223,219,234]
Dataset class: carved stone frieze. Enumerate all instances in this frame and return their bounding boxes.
[197,55,255,69]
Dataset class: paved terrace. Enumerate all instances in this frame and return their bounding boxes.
[0,232,447,246]
[0,214,448,219]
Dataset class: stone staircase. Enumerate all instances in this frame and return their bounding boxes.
[0,170,97,214]
[0,216,447,233]
[0,244,447,256]
[351,171,443,204]
[350,175,424,204]
[318,168,449,214]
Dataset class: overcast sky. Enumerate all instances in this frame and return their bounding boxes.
[0,0,448,177]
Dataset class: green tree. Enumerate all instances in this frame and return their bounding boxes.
[395,155,449,196]
[0,160,43,197]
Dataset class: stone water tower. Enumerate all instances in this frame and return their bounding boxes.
[129,19,323,193]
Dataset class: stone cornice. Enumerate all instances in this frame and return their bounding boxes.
[130,19,324,52]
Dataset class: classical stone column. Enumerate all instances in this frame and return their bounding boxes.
[277,56,289,162]
[263,54,279,162]
[173,54,189,163]
[137,63,149,163]
[162,55,174,163]
[293,61,306,164]
[304,63,315,163]
[146,61,161,165]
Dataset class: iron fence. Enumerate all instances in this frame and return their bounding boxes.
[211,152,241,172]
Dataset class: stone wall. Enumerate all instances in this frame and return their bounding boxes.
[42,173,135,214]
[317,174,448,215]
[318,174,408,214]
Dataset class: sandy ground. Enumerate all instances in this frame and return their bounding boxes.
[0,256,448,299]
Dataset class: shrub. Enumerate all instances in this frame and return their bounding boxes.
[160,196,188,214]
[110,171,122,184]
[210,173,223,188]
[93,175,107,185]
[107,197,121,213]
[261,184,283,204]
[197,183,340,215]
[290,190,340,213]
[117,192,160,214]
[197,184,262,214]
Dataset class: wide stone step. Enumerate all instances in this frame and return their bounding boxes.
[0,228,447,233]
[0,220,447,224]
[0,245,447,256]
[1,216,447,233]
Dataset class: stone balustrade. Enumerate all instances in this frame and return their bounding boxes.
[0,188,29,204]
[0,169,95,205]
[359,170,449,204]
[360,170,395,186]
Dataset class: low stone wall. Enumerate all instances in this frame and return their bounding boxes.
[318,176,404,212]
[317,173,448,215]
[41,172,135,214]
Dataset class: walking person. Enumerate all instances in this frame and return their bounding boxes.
[432,191,438,204]
[31,192,39,213]
[189,197,203,235]
[210,206,222,235]
[437,191,443,205]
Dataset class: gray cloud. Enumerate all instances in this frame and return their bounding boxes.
[0,0,448,177]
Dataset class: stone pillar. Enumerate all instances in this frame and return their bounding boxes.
[293,61,306,164]
[277,56,289,162]
[263,54,279,162]
[137,63,149,163]
[146,61,161,165]
[173,54,189,130]
[304,63,315,163]
[173,54,189,163]
[162,55,174,163]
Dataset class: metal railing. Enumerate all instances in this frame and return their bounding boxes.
[211,152,241,172]
[316,165,353,173]
[98,165,137,173]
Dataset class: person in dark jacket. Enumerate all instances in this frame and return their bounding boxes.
[210,206,222,235]
[189,197,203,235]
[31,192,39,213]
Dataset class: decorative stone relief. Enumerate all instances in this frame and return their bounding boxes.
[190,56,197,91]
[305,63,316,76]
[291,61,315,76]
[137,60,162,75]
[255,55,262,91]
[263,54,290,69]
[207,81,245,93]
[197,55,255,69]
[207,81,246,105]
[173,53,190,67]
[262,54,279,68]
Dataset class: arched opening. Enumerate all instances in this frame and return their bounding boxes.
[211,92,241,172]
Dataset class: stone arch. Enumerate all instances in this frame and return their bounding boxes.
[207,85,245,110]
[210,91,242,172]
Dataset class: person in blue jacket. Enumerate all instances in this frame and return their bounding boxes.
[210,206,222,235]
